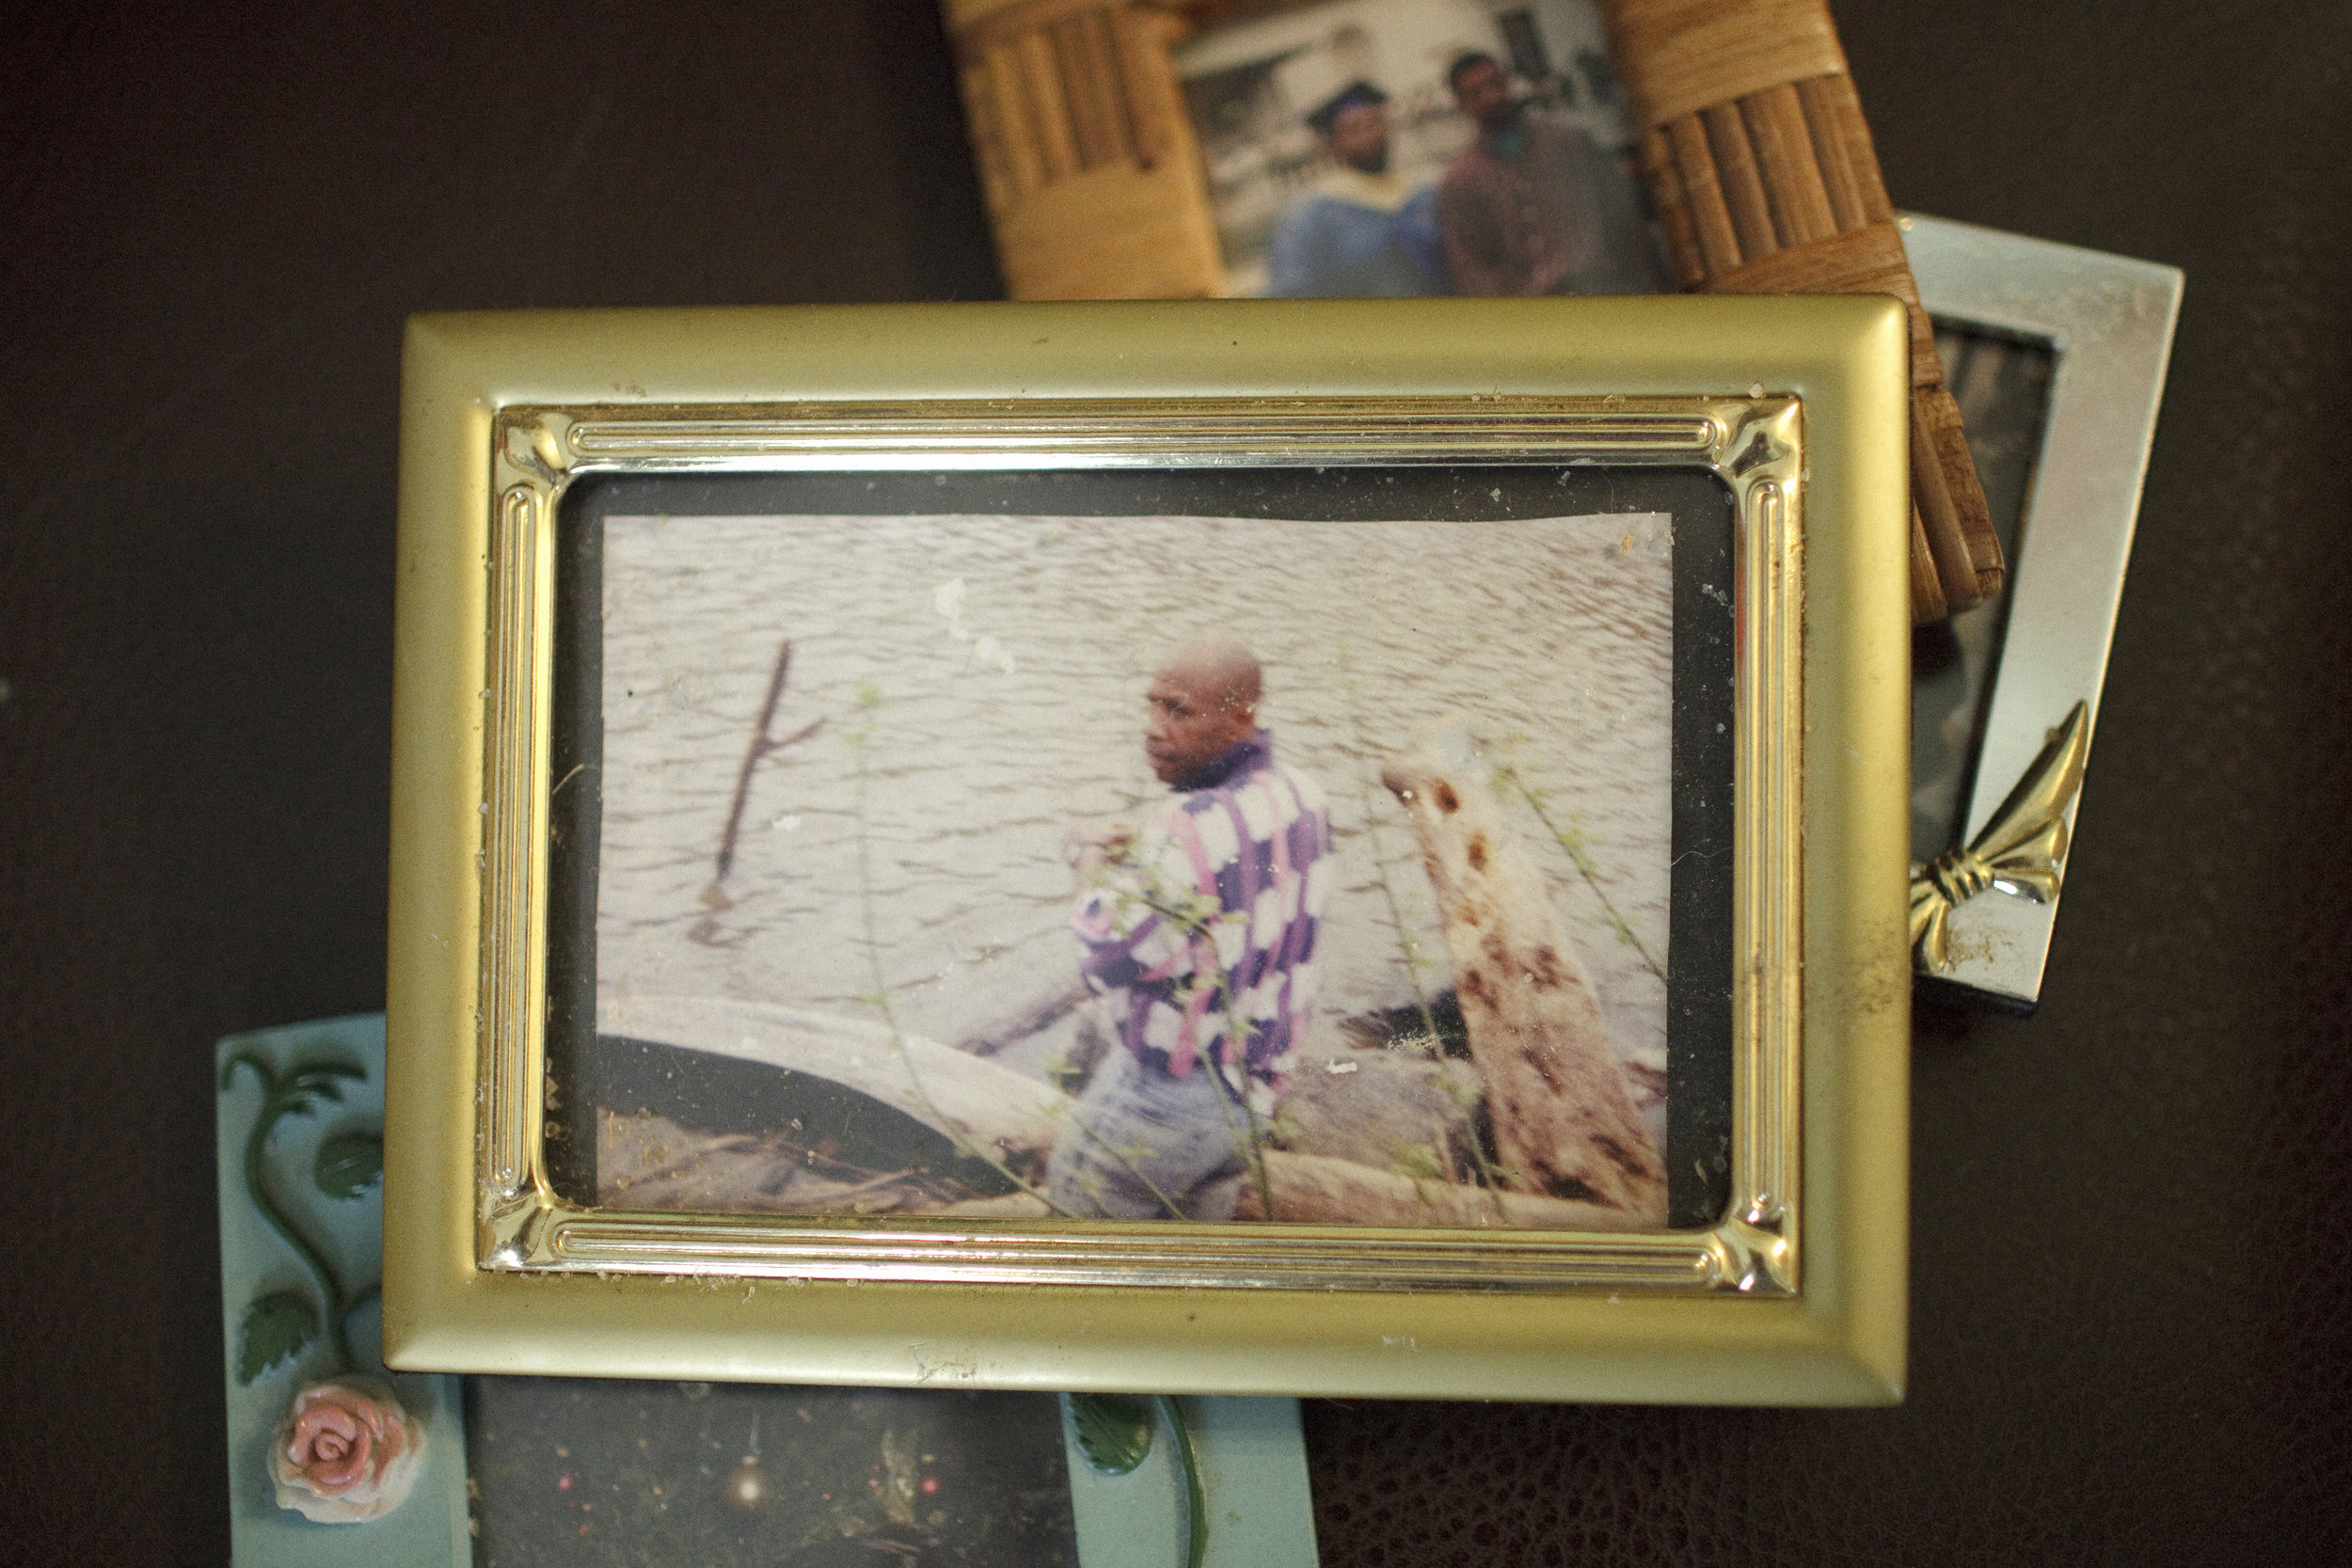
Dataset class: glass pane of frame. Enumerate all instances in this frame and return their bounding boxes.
[539,465,1737,1239]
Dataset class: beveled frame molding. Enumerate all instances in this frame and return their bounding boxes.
[387,297,1909,1402]
[479,395,1797,1294]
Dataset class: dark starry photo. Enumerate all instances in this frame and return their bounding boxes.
[464,1379,1077,1568]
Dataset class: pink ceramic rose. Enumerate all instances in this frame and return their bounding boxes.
[270,1376,425,1523]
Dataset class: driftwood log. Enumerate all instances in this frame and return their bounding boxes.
[1381,726,1668,1225]
[600,992,1067,1165]
[1236,1151,1646,1229]
[601,990,1658,1229]
[944,1152,1641,1229]
[955,975,1090,1056]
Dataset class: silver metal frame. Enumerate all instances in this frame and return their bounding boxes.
[1903,214,2183,1008]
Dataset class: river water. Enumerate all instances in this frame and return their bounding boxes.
[596,510,1674,1085]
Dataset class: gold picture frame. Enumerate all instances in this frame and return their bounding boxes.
[384,294,1911,1404]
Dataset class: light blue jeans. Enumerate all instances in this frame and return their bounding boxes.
[1045,1046,1254,1220]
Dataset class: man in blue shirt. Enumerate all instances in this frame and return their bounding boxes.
[1264,80,1446,298]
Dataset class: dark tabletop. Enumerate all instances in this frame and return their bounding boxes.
[4,2,2348,1562]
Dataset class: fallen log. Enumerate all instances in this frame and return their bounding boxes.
[936,1193,1055,1218]
[600,988,1661,1229]
[1240,1151,1652,1229]
[932,1152,1644,1229]
[1382,724,1668,1224]
[598,991,1067,1164]
[599,1110,975,1215]
[1277,1046,1483,1182]
[955,975,1089,1056]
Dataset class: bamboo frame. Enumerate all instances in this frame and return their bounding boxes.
[1599,0,1998,622]
[947,0,1225,300]
[939,0,1994,625]
[1902,214,2183,1008]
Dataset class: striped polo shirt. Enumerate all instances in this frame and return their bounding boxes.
[1072,731,1334,1098]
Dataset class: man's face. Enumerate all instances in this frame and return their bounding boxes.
[1327,102,1390,174]
[1144,667,1254,784]
[1452,59,1513,131]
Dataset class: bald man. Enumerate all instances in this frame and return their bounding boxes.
[1050,636,1334,1219]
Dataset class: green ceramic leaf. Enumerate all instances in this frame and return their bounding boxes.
[1160,1395,1208,1568]
[1069,1393,1154,1475]
[315,1131,384,1198]
[238,1290,318,1383]
[219,1050,274,1094]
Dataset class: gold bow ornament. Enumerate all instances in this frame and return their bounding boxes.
[1910,702,2091,974]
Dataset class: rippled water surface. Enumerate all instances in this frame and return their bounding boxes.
[597,511,1674,1071]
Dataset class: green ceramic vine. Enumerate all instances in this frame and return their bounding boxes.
[219,1051,380,1380]
[222,1048,428,1525]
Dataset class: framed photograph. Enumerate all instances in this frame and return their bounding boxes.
[1172,0,1666,299]
[385,294,1911,1403]
[941,0,1727,304]
[944,0,1998,626]
[1902,214,2183,1008]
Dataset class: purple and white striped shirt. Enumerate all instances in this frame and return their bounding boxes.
[1072,731,1334,1097]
